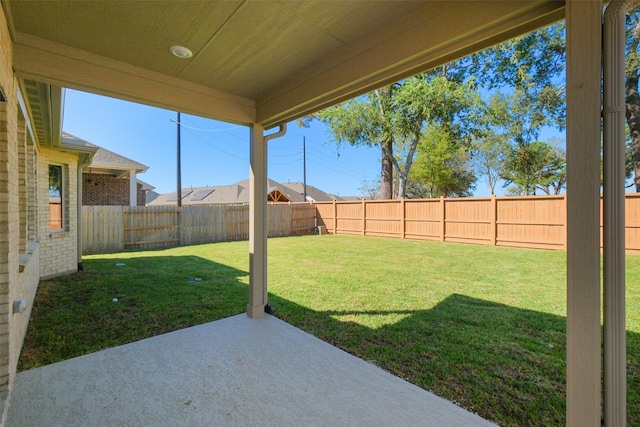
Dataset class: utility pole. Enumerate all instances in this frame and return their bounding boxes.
[176,111,182,207]
[303,135,307,201]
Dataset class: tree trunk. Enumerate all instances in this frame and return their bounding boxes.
[397,173,407,199]
[380,139,393,199]
[626,73,640,191]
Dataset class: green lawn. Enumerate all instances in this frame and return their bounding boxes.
[19,235,640,426]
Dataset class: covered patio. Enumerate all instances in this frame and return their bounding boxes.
[1,0,630,426]
[7,314,495,426]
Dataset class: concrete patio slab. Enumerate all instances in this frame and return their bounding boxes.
[7,314,496,426]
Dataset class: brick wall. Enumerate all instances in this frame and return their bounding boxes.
[83,173,145,206]
[38,149,79,280]
[17,116,26,255]
[0,4,33,425]
[9,114,39,418]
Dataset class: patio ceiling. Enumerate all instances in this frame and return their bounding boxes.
[4,0,564,129]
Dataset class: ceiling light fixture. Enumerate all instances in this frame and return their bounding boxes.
[169,45,193,59]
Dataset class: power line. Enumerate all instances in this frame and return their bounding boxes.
[306,158,367,181]
[180,126,248,162]
[170,118,241,133]
[181,116,248,150]
[305,148,374,176]
[269,159,302,166]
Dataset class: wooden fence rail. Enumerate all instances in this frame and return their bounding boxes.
[315,193,640,253]
[82,203,316,254]
[84,194,640,255]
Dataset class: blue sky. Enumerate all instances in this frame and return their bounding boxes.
[63,89,381,198]
[62,89,565,198]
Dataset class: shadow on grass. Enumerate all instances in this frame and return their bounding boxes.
[270,293,639,427]
[19,254,249,371]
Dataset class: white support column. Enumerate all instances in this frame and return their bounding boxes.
[566,1,603,426]
[248,123,267,318]
[603,2,629,425]
[129,170,137,206]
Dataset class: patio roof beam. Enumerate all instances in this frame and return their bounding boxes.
[12,34,256,126]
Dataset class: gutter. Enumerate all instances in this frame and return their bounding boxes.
[602,1,637,425]
[260,122,286,315]
[263,122,287,143]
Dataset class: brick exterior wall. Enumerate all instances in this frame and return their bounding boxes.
[0,6,85,421]
[0,5,18,420]
[38,148,80,280]
[0,6,35,423]
[83,173,145,206]
[9,113,40,424]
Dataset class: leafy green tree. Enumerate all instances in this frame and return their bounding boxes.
[539,138,567,195]
[625,7,640,190]
[304,88,395,198]
[470,133,510,195]
[358,179,380,200]
[301,22,573,198]
[501,141,565,195]
[410,124,476,198]
[469,10,640,192]
[463,22,566,131]
[390,73,478,198]
[485,88,563,147]
[303,71,478,199]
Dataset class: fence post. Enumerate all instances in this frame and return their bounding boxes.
[440,197,445,242]
[491,195,497,246]
[177,206,182,245]
[288,201,291,236]
[564,193,568,250]
[333,200,337,234]
[361,199,366,236]
[401,198,406,239]
[122,206,127,250]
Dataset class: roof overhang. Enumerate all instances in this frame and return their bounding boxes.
[57,134,98,167]
[4,0,565,130]
[18,78,63,147]
[85,164,148,179]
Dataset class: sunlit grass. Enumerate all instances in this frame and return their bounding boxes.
[19,235,640,426]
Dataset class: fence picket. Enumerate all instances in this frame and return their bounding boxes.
[315,194,640,253]
[83,194,640,255]
[82,203,317,254]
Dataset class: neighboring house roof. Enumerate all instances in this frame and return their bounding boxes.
[273,182,343,202]
[148,179,340,206]
[137,178,155,192]
[63,132,149,178]
[41,128,98,166]
[145,190,160,205]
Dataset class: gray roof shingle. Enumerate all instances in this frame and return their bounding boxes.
[148,179,343,205]
[63,132,148,172]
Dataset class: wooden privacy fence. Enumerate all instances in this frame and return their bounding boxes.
[82,203,316,254]
[48,202,62,230]
[315,193,640,253]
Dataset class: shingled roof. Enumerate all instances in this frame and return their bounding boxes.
[63,132,148,176]
[148,179,343,206]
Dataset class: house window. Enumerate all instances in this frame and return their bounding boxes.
[49,164,63,230]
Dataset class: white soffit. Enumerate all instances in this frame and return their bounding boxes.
[4,0,564,127]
